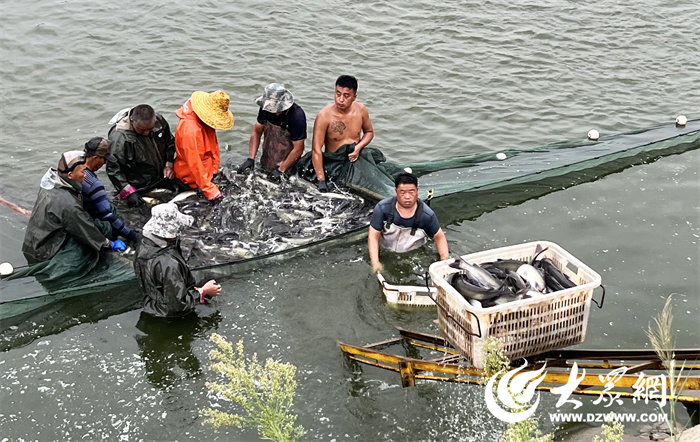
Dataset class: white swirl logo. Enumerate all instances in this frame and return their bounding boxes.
[485,361,547,423]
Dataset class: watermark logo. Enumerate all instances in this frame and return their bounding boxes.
[484,361,547,423]
[484,361,667,423]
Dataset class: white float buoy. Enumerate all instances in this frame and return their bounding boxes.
[403,167,413,174]
[0,262,14,276]
[676,115,687,126]
[587,129,600,141]
[496,152,507,160]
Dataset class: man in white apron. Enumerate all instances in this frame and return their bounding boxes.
[368,173,449,273]
[237,83,307,179]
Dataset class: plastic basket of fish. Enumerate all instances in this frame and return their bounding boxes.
[377,273,437,307]
[428,240,603,369]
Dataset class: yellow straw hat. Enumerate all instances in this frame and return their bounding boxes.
[190,90,234,130]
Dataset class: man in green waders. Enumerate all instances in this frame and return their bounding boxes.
[237,83,307,179]
[21,151,126,284]
[368,173,449,273]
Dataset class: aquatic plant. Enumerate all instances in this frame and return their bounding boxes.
[646,295,690,442]
[501,417,552,442]
[481,336,553,442]
[592,413,624,442]
[200,334,304,442]
[481,336,510,382]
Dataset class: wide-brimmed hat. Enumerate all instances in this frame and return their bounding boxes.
[255,83,294,113]
[142,203,194,239]
[190,90,234,130]
[84,137,117,163]
[57,150,86,174]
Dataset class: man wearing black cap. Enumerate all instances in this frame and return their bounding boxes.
[83,137,140,244]
[22,150,126,264]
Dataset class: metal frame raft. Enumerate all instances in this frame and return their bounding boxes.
[338,327,700,404]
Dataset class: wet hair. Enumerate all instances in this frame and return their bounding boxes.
[335,75,358,93]
[130,104,156,125]
[394,172,418,188]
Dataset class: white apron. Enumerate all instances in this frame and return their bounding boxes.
[378,198,428,253]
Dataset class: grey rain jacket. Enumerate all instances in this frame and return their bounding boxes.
[133,235,200,318]
[22,168,107,262]
[107,109,176,192]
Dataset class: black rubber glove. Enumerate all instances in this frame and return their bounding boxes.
[210,193,224,206]
[126,192,145,208]
[318,180,329,193]
[270,168,284,182]
[237,158,255,174]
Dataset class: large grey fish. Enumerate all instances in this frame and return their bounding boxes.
[449,273,512,302]
[449,253,501,289]
[538,258,577,291]
[481,291,531,308]
[484,259,527,273]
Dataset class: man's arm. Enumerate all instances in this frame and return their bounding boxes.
[247,122,264,160]
[106,132,131,192]
[312,111,329,181]
[160,115,176,179]
[279,139,305,173]
[348,105,374,162]
[368,226,383,273]
[433,228,449,261]
[85,176,137,241]
[62,201,109,253]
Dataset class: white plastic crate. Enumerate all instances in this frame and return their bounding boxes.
[377,273,437,307]
[428,240,602,369]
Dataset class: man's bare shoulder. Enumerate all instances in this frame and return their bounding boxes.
[316,103,336,119]
[353,101,368,112]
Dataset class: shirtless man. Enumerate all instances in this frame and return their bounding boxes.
[311,75,374,192]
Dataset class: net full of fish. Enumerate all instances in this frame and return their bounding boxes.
[447,247,577,309]
[134,168,373,268]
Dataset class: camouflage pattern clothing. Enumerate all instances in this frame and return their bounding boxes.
[255,83,294,113]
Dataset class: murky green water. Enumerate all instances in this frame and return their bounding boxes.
[1,0,698,440]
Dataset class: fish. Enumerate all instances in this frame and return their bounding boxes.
[484,259,527,273]
[480,262,509,279]
[228,247,255,259]
[449,273,512,302]
[517,264,547,293]
[531,244,549,263]
[116,157,373,267]
[449,253,501,289]
[505,269,530,295]
[280,236,316,246]
[169,190,198,203]
[481,291,531,308]
[538,258,577,292]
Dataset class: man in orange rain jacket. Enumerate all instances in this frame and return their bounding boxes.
[173,90,234,203]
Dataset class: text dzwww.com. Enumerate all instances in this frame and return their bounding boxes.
[549,413,667,423]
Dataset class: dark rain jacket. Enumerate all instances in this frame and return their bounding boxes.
[22,168,107,262]
[133,235,200,318]
[107,110,176,192]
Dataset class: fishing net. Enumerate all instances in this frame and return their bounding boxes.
[171,162,374,268]
[2,120,698,320]
[410,120,700,199]
[296,144,405,200]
